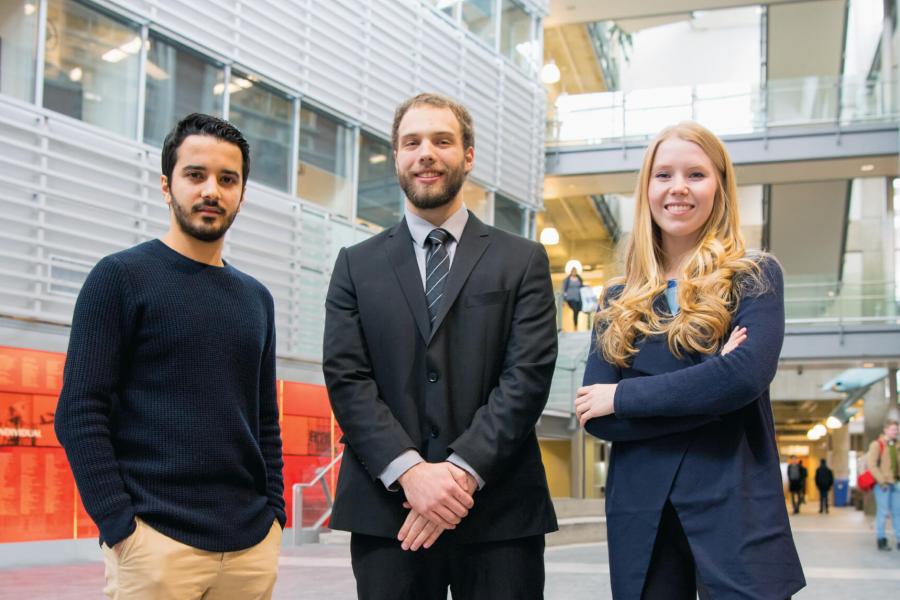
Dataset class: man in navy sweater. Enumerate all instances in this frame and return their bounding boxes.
[55,113,285,600]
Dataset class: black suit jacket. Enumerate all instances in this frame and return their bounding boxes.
[323,213,558,542]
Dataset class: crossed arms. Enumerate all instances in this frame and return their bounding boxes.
[578,259,784,441]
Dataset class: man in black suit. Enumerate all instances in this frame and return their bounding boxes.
[323,93,558,599]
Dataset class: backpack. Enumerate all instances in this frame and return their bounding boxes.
[787,463,801,482]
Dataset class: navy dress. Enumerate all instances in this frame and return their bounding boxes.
[584,259,805,599]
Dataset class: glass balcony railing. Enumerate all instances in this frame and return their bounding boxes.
[784,279,899,326]
[547,75,899,147]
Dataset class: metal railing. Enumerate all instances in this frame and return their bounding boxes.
[291,451,343,545]
[784,279,899,326]
[547,74,898,147]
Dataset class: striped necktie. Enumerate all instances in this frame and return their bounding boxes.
[425,228,452,328]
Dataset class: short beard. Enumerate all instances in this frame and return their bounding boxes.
[399,164,467,211]
[170,193,239,242]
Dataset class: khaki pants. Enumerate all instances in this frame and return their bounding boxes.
[101,517,282,600]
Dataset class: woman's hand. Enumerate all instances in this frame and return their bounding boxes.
[721,326,747,355]
[575,384,617,426]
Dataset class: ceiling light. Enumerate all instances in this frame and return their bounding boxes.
[860,164,875,172]
[540,61,561,85]
[24,3,36,16]
[811,423,827,438]
[806,429,822,441]
[825,416,843,429]
[368,154,387,164]
[539,227,560,245]
[121,36,143,54]
[564,259,583,274]
[68,67,82,82]
[101,48,127,63]
[862,362,875,368]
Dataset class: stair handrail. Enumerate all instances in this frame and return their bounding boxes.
[292,451,343,545]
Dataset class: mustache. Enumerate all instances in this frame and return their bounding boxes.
[191,201,225,215]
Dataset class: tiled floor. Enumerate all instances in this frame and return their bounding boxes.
[1,503,897,599]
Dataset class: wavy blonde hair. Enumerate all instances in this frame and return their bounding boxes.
[596,121,768,367]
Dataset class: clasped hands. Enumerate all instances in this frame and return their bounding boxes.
[574,326,748,427]
[396,461,477,552]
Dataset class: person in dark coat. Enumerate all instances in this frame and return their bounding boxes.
[563,267,584,329]
[815,459,834,514]
[798,458,808,505]
[787,455,803,514]
[574,121,805,600]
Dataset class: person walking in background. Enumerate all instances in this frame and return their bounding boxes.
[323,93,558,600]
[798,458,808,505]
[815,458,834,514]
[788,455,803,514]
[563,266,584,330]
[575,121,805,599]
[55,114,284,600]
[867,420,900,551]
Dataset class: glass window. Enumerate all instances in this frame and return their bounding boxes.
[462,180,488,221]
[297,105,354,218]
[227,73,293,191]
[0,2,39,102]
[461,0,496,48]
[43,0,142,138]
[357,132,402,229]
[425,0,459,20]
[494,193,525,236]
[143,35,224,147]
[500,0,535,70]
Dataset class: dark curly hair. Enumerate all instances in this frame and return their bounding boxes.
[161,113,250,187]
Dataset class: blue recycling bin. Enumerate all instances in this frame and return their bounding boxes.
[833,478,849,507]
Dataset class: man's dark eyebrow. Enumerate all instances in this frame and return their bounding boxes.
[181,165,241,179]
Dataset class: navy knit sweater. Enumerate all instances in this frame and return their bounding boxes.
[55,239,285,551]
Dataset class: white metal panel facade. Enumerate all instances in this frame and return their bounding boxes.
[0,95,372,362]
[108,0,546,207]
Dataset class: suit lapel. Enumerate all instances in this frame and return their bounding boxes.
[386,219,431,343]
[428,213,491,344]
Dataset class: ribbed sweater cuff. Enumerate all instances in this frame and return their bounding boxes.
[98,508,136,547]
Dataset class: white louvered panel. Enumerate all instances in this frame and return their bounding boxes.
[416,9,466,96]
[304,0,367,121]
[136,0,240,61]
[498,71,535,204]
[530,86,546,206]
[0,97,377,362]
[237,2,308,91]
[107,0,546,205]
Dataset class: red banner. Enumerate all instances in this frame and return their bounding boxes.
[0,346,339,542]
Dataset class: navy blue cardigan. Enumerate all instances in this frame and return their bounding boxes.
[584,258,805,600]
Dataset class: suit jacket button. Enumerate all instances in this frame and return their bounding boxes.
[427,371,439,383]
[430,426,440,438]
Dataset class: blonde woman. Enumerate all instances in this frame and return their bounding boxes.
[575,122,805,599]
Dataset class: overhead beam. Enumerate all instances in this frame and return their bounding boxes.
[546,0,805,27]
[781,324,900,362]
[547,124,900,177]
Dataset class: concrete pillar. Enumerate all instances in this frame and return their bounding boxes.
[570,427,584,499]
[888,367,899,422]
[863,380,890,446]
[830,425,850,480]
